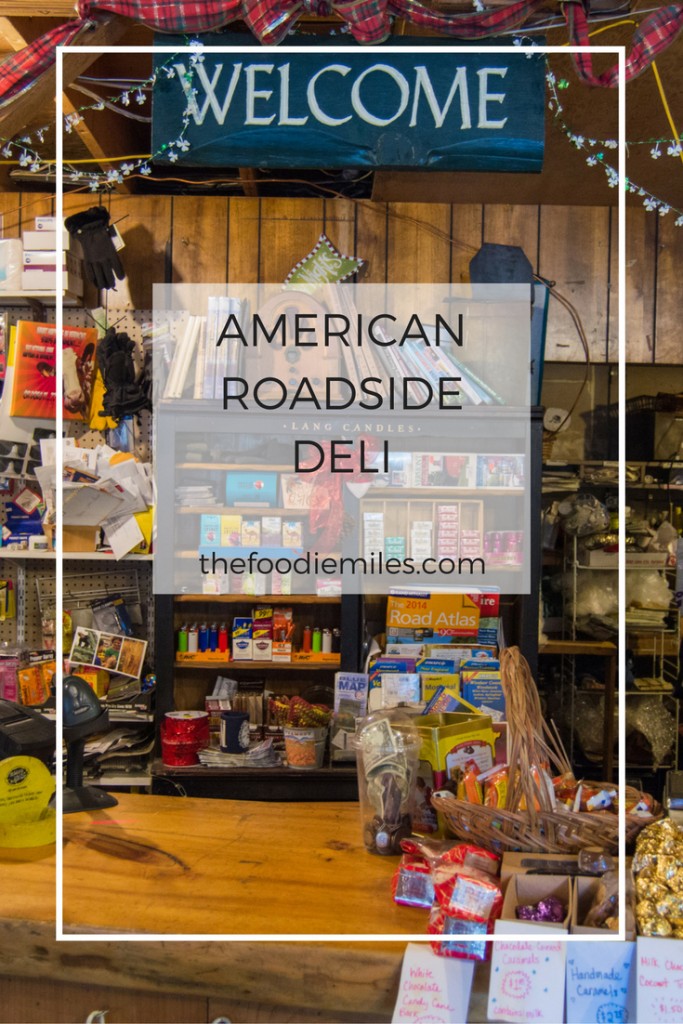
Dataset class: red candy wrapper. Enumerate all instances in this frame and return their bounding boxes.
[440,842,500,877]
[433,863,503,918]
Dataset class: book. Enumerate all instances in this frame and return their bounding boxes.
[334,671,369,715]
[261,516,282,546]
[10,320,55,418]
[220,514,242,546]
[164,315,204,399]
[282,520,303,548]
[241,518,261,547]
[200,514,221,546]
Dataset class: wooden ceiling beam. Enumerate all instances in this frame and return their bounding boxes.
[0,16,112,167]
[0,16,29,52]
[0,3,78,14]
[0,16,129,150]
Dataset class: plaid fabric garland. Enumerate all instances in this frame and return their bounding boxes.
[566,1,683,87]
[1,0,682,114]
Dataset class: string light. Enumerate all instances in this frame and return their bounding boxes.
[0,38,679,219]
[544,58,683,226]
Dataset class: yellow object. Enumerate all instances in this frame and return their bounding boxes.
[69,666,110,698]
[420,673,459,704]
[63,611,73,655]
[0,756,55,848]
[132,509,154,554]
[88,369,117,430]
[386,592,480,641]
[7,324,16,366]
[16,664,52,706]
[415,711,496,836]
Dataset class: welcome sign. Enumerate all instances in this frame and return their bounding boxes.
[152,41,545,171]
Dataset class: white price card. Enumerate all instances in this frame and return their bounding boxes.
[488,923,566,1023]
[392,942,474,1024]
[636,936,683,1022]
[566,941,636,1024]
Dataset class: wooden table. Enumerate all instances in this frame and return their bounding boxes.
[0,793,494,1022]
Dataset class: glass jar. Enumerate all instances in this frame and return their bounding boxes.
[354,707,421,855]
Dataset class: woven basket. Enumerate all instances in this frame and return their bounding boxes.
[430,647,659,855]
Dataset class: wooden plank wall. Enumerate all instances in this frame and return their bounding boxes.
[1,192,673,363]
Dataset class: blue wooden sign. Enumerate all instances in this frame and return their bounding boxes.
[152,40,545,171]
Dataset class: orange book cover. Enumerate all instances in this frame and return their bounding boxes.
[9,320,98,421]
[62,323,97,422]
[9,320,56,418]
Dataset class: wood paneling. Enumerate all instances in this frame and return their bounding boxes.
[108,194,172,308]
[356,201,388,283]
[172,197,228,284]
[227,197,260,282]
[324,197,356,262]
[0,977,208,1024]
[611,207,657,363]
[4,192,671,363]
[539,206,611,362]
[386,202,451,281]
[483,204,539,271]
[0,188,21,238]
[450,204,483,283]
[258,198,324,282]
[20,191,53,230]
[654,212,683,363]
[207,998,390,1023]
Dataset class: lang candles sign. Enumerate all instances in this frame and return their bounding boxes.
[152,41,545,170]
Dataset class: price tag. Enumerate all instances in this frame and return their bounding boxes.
[391,942,474,1023]
[488,923,566,1023]
[566,940,636,1024]
[636,936,683,1022]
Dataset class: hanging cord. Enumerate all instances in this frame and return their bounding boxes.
[536,276,592,435]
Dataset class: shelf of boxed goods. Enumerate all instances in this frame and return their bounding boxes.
[154,407,542,790]
[152,589,362,800]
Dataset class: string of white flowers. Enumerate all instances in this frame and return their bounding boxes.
[545,60,683,226]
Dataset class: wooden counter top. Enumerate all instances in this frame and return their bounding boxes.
[60,793,424,936]
[0,793,493,1021]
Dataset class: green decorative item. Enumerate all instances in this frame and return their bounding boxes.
[285,233,365,287]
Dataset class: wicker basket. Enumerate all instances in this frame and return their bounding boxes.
[430,647,659,855]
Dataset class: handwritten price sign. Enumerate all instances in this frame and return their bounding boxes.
[391,943,474,1024]
[566,941,636,1024]
[488,925,566,1023]
[637,937,683,1023]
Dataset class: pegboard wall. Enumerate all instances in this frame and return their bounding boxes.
[0,556,55,649]
[1,302,155,658]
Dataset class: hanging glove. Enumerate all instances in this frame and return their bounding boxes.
[64,206,124,291]
[96,328,152,423]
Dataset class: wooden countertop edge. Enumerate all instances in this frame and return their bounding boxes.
[0,918,408,1015]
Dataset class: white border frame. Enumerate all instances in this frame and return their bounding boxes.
[56,41,626,944]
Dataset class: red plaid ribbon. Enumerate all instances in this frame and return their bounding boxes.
[0,0,546,111]
[1,0,682,114]
[566,1,683,87]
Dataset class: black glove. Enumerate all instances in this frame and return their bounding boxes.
[96,328,152,423]
[65,206,124,291]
